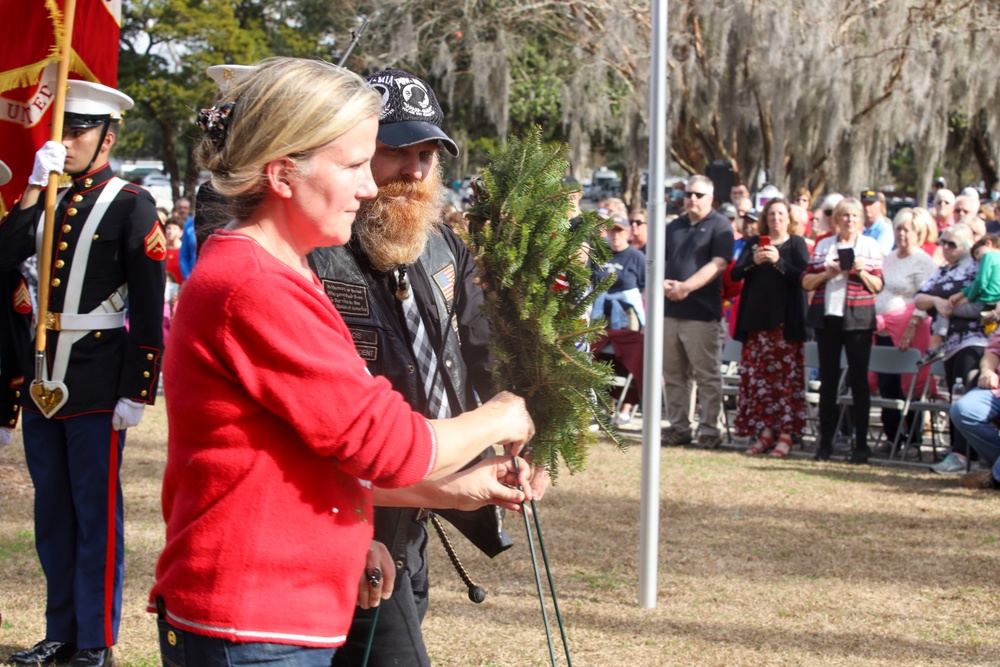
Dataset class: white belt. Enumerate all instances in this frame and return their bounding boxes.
[46,311,126,331]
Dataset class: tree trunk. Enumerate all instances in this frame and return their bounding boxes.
[621,164,643,212]
[183,141,200,199]
[158,119,180,203]
[970,111,998,189]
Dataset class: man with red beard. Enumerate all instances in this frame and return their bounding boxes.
[310,69,544,667]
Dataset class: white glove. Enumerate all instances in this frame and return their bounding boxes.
[29,141,66,186]
[0,427,13,450]
[112,398,146,431]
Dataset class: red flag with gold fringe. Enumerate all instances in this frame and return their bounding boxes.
[0,0,121,216]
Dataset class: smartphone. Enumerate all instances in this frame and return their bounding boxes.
[759,235,771,247]
[837,247,855,271]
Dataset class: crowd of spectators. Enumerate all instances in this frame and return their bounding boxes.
[593,173,1000,485]
[165,167,1000,485]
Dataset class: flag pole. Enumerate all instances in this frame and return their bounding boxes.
[34,0,77,364]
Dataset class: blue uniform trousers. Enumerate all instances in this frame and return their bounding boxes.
[22,410,125,649]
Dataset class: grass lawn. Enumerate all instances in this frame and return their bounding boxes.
[1,402,998,665]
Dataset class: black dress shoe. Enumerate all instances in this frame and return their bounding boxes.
[813,447,832,462]
[7,640,76,666]
[847,449,870,465]
[67,649,113,667]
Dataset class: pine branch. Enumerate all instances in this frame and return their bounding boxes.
[466,127,623,479]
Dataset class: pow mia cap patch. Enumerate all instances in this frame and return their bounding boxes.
[365,69,459,157]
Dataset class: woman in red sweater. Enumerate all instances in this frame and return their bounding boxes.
[149,58,535,667]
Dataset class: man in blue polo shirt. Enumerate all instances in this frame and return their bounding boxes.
[662,175,734,448]
[860,189,893,255]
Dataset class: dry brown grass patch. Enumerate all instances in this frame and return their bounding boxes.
[1,404,998,665]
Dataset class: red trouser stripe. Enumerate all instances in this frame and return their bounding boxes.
[104,428,120,646]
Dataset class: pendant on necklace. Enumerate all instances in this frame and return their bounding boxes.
[395,266,410,301]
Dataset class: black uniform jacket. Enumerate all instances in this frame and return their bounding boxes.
[0,268,31,428]
[0,164,165,416]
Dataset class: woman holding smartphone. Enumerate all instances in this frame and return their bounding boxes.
[731,198,810,457]
[801,197,884,463]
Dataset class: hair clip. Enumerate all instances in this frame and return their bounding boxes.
[196,102,235,149]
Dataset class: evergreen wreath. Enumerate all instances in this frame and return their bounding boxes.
[465,127,623,478]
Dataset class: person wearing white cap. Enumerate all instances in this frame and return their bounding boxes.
[0,159,32,455]
[0,81,165,667]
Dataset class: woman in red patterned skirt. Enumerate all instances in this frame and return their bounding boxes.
[730,198,811,457]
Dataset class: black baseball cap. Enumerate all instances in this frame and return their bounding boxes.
[365,69,459,157]
[860,189,879,203]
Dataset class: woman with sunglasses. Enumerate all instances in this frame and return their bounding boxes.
[913,223,988,473]
[802,197,884,463]
[812,193,844,241]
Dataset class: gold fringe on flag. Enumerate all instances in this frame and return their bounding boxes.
[0,0,69,94]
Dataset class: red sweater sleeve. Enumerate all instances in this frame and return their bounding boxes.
[215,270,436,487]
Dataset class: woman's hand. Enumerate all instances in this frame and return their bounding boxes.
[899,325,915,350]
[430,455,533,512]
[935,296,954,318]
[754,245,778,265]
[980,368,1000,390]
[852,256,867,274]
[357,541,396,610]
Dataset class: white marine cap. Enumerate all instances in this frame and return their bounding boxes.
[64,80,134,127]
[0,159,11,186]
[206,65,257,93]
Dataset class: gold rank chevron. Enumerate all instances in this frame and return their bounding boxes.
[13,280,32,314]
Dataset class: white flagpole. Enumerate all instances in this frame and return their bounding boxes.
[639,0,668,608]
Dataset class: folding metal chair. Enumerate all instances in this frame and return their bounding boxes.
[894,358,951,461]
[835,346,921,453]
[720,338,742,442]
[803,341,822,436]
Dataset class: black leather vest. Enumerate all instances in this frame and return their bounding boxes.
[309,235,470,413]
[308,235,476,568]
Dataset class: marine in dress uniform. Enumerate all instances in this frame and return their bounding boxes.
[0,159,32,453]
[0,82,165,667]
[311,69,516,667]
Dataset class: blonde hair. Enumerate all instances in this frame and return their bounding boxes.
[833,197,863,227]
[911,207,937,244]
[942,222,974,252]
[198,57,381,221]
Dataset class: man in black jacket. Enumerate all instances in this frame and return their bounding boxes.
[310,68,548,667]
[0,159,32,453]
